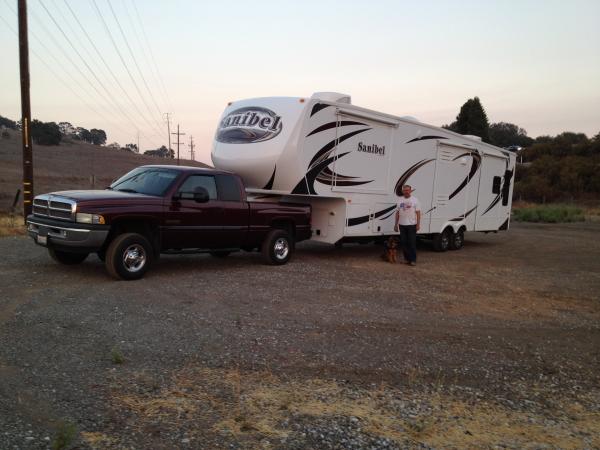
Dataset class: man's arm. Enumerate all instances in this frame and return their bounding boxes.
[394,209,399,232]
[416,210,421,231]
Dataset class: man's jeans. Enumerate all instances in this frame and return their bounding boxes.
[399,225,417,263]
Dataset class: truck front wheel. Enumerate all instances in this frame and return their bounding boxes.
[105,233,153,280]
[262,229,294,265]
[48,248,88,265]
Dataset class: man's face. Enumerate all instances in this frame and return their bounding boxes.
[402,186,412,198]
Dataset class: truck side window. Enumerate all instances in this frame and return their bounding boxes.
[492,176,501,194]
[178,175,218,200]
[216,174,242,202]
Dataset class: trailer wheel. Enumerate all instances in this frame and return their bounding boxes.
[449,229,465,250]
[262,229,294,265]
[105,233,153,280]
[48,248,88,265]
[432,229,451,252]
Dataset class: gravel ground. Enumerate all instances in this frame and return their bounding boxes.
[0,222,599,449]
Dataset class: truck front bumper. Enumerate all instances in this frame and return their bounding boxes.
[26,215,109,253]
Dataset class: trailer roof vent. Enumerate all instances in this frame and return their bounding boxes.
[311,92,351,104]
[464,135,483,142]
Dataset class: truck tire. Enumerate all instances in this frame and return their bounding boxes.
[48,248,88,265]
[262,229,293,265]
[105,233,153,280]
[209,251,231,258]
[449,229,465,250]
[432,229,451,252]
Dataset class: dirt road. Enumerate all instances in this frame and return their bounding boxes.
[1,222,599,449]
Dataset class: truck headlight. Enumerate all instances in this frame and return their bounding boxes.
[76,213,105,224]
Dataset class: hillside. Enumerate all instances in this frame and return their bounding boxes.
[0,130,209,212]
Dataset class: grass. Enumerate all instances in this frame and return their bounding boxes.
[0,212,26,237]
[103,365,600,449]
[110,347,124,365]
[51,421,77,450]
[512,204,585,223]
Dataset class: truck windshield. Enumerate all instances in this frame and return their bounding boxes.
[110,168,179,196]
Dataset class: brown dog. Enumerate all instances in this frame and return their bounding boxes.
[385,237,398,263]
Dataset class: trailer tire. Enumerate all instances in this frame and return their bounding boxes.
[262,229,293,265]
[449,229,465,250]
[48,248,88,265]
[432,229,451,252]
[105,233,153,280]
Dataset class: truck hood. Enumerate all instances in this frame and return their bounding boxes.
[50,190,155,201]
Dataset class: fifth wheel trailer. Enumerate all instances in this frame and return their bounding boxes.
[211,92,516,251]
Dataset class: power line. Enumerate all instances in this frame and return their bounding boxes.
[36,0,164,142]
[91,0,165,136]
[130,0,173,112]
[60,0,166,139]
[122,0,171,113]
[1,1,151,143]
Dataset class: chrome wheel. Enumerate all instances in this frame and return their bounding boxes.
[122,244,146,272]
[274,238,289,260]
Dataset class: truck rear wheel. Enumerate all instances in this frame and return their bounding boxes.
[48,248,88,265]
[105,233,153,280]
[209,251,231,258]
[432,229,451,252]
[262,229,293,265]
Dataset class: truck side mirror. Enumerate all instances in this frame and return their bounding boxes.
[193,187,210,203]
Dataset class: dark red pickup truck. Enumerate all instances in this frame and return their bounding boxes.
[26,165,311,280]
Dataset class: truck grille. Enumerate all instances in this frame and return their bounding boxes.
[33,194,76,221]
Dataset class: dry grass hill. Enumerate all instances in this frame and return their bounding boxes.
[0,130,209,212]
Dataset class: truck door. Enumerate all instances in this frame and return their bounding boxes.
[164,174,224,249]
[215,174,247,248]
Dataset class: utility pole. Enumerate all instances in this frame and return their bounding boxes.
[137,130,140,154]
[18,0,34,222]
[188,135,195,161]
[171,124,185,165]
[163,112,172,158]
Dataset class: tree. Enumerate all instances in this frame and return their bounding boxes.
[31,120,62,145]
[107,142,121,149]
[75,127,92,143]
[0,115,17,129]
[444,97,490,142]
[89,128,107,146]
[58,121,75,136]
[125,143,138,153]
[144,145,171,158]
[488,122,534,148]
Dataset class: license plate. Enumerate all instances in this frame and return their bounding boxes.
[37,235,47,246]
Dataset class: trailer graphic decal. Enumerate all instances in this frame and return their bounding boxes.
[262,166,276,190]
[448,152,482,200]
[394,159,435,196]
[406,135,448,144]
[482,169,513,215]
[450,206,478,221]
[216,107,283,144]
[310,103,331,117]
[347,205,397,227]
[306,121,365,137]
[292,128,373,194]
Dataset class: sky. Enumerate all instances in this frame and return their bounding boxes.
[0,0,599,165]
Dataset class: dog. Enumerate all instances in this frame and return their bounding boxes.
[384,237,398,263]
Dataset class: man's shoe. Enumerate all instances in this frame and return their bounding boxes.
[409,261,417,266]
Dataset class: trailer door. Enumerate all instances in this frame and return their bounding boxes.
[430,143,480,233]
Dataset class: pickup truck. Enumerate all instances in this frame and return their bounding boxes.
[26,165,311,280]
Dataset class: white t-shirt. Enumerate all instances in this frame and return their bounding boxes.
[397,196,421,226]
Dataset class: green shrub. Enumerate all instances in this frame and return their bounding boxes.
[51,421,77,450]
[513,205,585,223]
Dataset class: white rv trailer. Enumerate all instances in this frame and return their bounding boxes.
[211,92,516,251]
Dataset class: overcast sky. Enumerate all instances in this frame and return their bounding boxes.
[1,0,599,164]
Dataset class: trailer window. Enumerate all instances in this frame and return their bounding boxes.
[178,175,218,200]
[492,176,501,194]
[502,170,513,206]
[216,174,242,201]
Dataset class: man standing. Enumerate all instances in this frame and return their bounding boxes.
[394,185,421,266]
